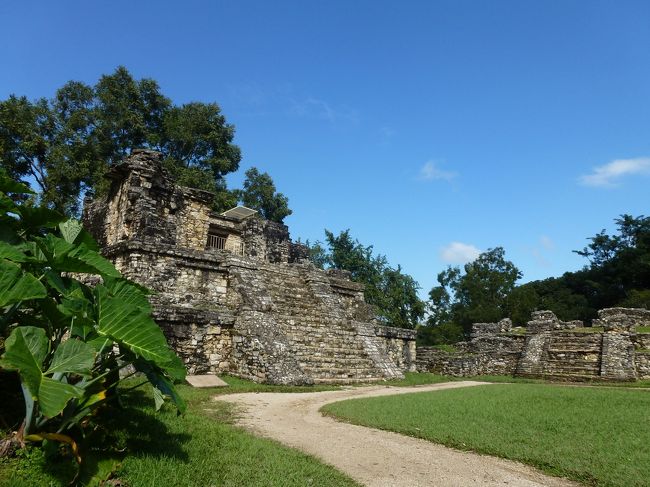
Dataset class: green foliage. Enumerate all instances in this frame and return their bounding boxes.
[0,66,241,215]
[307,230,424,329]
[512,274,594,323]
[236,167,292,223]
[427,247,521,335]
[510,214,650,324]
[299,239,329,270]
[416,322,464,346]
[1,379,357,487]
[0,170,185,476]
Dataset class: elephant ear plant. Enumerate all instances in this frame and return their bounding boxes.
[0,171,186,471]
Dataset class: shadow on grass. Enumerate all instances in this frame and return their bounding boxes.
[2,387,193,486]
[97,389,191,462]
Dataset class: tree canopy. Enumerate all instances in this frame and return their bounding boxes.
[514,214,650,321]
[422,214,650,345]
[304,230,425,329]
[0,66,241,215]
[237,167,292,223]
[427,247,521,335]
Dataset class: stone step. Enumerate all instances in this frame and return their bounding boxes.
[543,357,601,364]
[301,367,379,378]
[547,347,601,353]
[312,377,388,384]
[295,355,374,367]
[548,336,601,344]
[543,367,600,375]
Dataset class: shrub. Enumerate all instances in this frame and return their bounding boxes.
[0,171,185,478]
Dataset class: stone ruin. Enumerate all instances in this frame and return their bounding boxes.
[417,308,650,381]
[83,149,416,385]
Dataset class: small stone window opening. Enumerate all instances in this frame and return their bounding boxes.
[206,231,245,255]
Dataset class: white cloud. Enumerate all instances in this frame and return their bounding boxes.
[418,161,457,181]
[579,157,650,187]
[540,235,555,251]
[440,242,481,264]
[288,97,358,124]
[531,248,552,268]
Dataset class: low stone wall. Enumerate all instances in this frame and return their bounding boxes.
[375,325,417,372]
[416,347,522,377]
[636,352,650,379]
[417,309,650,381]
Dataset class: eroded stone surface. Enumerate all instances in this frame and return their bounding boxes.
[418,309,650,381]
[83,150,416,385]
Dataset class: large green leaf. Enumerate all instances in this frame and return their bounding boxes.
[103,277,151,311]
[0,326,48,399]
[134,359,187,413]
[0,172,33,195]
[38,377,83,418]
[0,241,28,262]
[59,219,99,251]
[95,285,185,384]
[1,327,87,418]
[96,286,171,364]
[0,260,47,307]
[39,298,71,330]
[45,339,96,376]
[58,219,83,245]
[66,244,119,277]
[18,206,66,230]
[35,234,119,277]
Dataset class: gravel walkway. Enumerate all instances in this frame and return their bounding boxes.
[217,381,578,487]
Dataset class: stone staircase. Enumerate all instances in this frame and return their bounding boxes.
[245,262,402,383]
[517,332,603,380]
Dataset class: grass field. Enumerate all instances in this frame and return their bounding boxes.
[0,376,358,487]
[323,383,650,486]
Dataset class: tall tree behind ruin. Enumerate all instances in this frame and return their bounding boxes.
[0,66,241,215]
[513,214,650,322]
[237,167,292,223]
[307,230,425,329]
[427,247,522,335]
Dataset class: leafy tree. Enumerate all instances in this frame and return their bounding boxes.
[380,266,426,330]
[417,322,464,346]
[237,167,292,223]
[573,214,650,309]
[0,170,185,476]
[427,247,521,335]
[320,230,424,329]
[499,214,650,326]
[298,239,329,269]
[514,214,650,324]
[512,275,594,323]
[0,66,241,214]
[505,284,540,325]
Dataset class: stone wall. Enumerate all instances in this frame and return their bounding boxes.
[417,309,650,381]
[84,150,416,384]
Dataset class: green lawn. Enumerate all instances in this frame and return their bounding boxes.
[0,377,358,487]
[322,383,650,487]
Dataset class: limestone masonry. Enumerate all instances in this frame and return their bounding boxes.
[83,149,416,384]
[417,308,650,381]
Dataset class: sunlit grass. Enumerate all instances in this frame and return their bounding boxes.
[323,383,650,486]
[0,377,357,487]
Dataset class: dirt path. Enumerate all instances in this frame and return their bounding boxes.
[217,381,578,487]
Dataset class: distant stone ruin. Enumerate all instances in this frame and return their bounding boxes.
[417,308,650,381]
[83,149,416,385]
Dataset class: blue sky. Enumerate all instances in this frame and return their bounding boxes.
[2,1,649,296]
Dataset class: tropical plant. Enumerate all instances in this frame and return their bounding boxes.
[0,170,186,476]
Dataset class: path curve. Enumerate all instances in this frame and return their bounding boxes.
[217,381,578,487]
